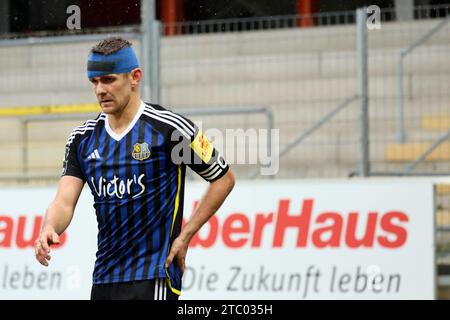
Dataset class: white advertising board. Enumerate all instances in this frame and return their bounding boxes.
[0,179,435,299]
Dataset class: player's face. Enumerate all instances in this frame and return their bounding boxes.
[90,73,132,115]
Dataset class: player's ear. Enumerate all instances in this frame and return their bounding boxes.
[130,68,142,86]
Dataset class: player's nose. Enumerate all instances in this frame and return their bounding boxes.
[95,82,107,96]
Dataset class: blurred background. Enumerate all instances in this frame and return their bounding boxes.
[0,0,449,299]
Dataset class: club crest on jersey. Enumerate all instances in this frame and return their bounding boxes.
[132,142,151,161]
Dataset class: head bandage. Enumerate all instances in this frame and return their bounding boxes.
[87,46,139,79]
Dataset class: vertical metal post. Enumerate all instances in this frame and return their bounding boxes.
[141,1,161,105]
[397,53,406,142]
[151,21,161,104]
[357,8,370,177]
[140,0,155,102]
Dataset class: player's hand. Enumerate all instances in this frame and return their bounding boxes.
[165,236,189,273]
[34,227,60,267]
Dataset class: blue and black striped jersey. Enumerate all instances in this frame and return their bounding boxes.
[62,101,229,295]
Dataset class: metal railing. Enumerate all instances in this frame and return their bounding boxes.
[403,129,450,174]
[248,95,360,179]
[247,8,367,179]
[415,4,450,19]
[163,10,357,35]
[160,4,448,36]
[396,16,450,143]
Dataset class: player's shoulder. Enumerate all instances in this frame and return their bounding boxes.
[66,112,105,145]
[142,101,182,118]
[143,102,170,112]
[141,102,195,138]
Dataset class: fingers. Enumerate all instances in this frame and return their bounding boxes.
[40,238,50,254]
[41,230,60,252]
[165,250,174,269]
[34,240,50,267]
[165,247,186,274]
[34,229,60,267]
[36,257,48,267]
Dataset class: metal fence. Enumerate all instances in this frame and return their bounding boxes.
[161,6,450,179]
[1,5,450,180]
[0,7,450,178]
[160,12,361,179]
[367,14,450,177]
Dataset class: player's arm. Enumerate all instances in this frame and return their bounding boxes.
[166,169,235,272]
[35,175,84,266]
[165,119,235,272]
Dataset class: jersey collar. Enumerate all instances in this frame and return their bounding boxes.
[104,100,145,142]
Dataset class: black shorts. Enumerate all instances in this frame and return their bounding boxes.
[90,278,179,300]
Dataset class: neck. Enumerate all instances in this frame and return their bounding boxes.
[107,95,141,134]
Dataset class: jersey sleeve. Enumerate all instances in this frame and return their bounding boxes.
[61,131,85,181]
[168,113,229,182]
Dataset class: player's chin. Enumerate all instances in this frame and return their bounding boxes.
[99,101,116,113]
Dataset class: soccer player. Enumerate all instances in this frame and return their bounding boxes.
[34,37,235,300]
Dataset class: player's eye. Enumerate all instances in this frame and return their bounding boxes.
[102,77,115,84]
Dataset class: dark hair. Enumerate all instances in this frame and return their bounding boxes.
[91,37,132,55]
